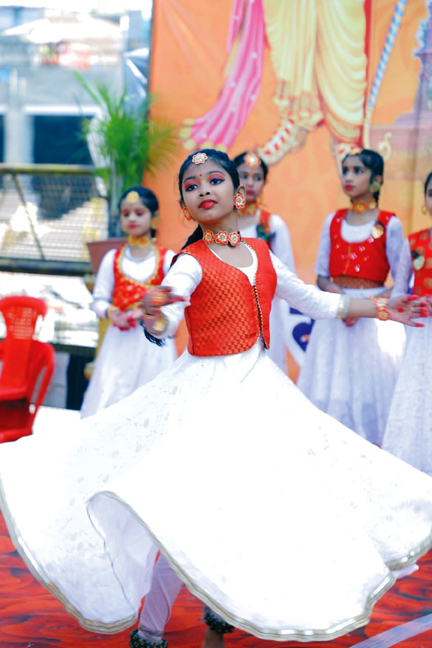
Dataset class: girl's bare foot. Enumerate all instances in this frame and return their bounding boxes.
[201,628,225,648]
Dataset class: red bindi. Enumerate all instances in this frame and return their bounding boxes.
[199,174,202,177]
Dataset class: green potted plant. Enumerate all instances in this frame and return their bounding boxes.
[75,77,180,375]
[76,73,179,243]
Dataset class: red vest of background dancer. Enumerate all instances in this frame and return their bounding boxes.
[257,209,272,245]
[329,209,394,282]
[409,228,432,296]
[176,238,277,357]
[112,244,168,311]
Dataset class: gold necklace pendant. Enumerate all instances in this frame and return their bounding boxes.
[413,250,425,270]
[371,223,384,239]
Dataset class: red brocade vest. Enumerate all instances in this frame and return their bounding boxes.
[176,238,277,357]
[409,228,432,296]
[329,209,394,282]
[111,243,168,311]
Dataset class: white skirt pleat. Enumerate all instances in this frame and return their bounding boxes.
[383,318,432,474]
[297,316,405,445]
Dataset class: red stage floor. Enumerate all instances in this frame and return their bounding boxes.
[2,513,432,648]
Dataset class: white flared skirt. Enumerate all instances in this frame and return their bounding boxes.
[80,323,177,418]
[1,343,432,642]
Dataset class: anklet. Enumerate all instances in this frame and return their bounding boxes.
[203,610,235,635]
[129,629,168,648]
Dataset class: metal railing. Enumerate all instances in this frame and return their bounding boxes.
[0,163,109,275]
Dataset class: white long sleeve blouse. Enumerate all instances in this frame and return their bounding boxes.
[157,247,341,340]
[391,239,413,298]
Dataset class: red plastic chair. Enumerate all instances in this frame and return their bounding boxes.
[0,296,55,443]
[0,340,55,443]
[0,295,48,401]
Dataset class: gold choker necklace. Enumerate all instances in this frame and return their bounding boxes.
[203,230,242,247]
[351,199,377,214]
[239,202,259,217]
[128,235,151,248]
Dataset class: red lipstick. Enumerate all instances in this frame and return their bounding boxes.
[199,200,216,209]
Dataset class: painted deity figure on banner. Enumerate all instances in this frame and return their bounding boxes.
[180,0,371,166]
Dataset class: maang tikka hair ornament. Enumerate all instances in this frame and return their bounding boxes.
[125,190,140,203]
[192,152,208,165]
[234,193,247,210]
[337,143,362,161]
[243,151,261,168]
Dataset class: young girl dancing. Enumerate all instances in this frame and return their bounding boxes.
[80,186,176,418]
[0,150,431,648]
[232,151,302,371]
[382,171,432,473]
[297,149,405,445]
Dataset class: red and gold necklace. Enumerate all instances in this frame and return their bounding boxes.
[238,201,259,217]
[203,230,242,247]
[128,234,151,248]
[351,199,377,214]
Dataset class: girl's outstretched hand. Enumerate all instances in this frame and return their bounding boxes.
[141,287,186,336]
[142,287,186,318]
[388,295,429,327]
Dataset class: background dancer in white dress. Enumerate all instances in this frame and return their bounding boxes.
[297,149,406,445]
[233,150,295,372]
[80,186,177,418]
[0,150,430,648]
[382,171,432,473]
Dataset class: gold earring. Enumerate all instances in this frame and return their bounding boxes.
[183,206,192,221]
[234,193,247,210]
[422,204,428,215]
[369,180,381,194]
[151,216,160,229]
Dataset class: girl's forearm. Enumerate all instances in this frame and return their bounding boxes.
[317,275,343,294]
[345,297,381,319]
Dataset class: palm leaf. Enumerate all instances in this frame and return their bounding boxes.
[75,74,180,210]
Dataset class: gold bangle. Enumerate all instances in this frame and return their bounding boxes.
[144,312,167,334]
[337,294,350,319]
[153,314,167,333]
